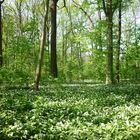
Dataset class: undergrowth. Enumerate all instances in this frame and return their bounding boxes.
[0,84,140,140]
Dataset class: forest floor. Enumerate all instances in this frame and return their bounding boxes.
[0,84,140,139]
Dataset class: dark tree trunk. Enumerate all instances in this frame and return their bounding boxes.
[105,0,114,84]
[0,1,4,67]
[106,14,114,84]
[50,0,58,78]
[116,1,122,83]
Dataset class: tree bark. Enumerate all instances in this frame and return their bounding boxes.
[106,15,114,84]
[0,0,4,67]
[34,0,49,90]
[102,0,114,84]
[50,0,58,78]
[116,1,122,83]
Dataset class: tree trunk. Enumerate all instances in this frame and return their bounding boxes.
[50,0,58,78]
[16,0,23,36]
[106,15,113,84]
[116,1,122,83]
[34,0,49,90]
[62,24,65,66]
[105,0,114,84]
[0,1,4,67]
[97,2,103,51]
[102,0,114,84]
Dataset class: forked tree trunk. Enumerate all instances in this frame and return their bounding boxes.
[34,0,49,90]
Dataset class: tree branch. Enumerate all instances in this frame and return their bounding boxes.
[58,0,66,9]
[102,0,107,16]
[72,0,94,27]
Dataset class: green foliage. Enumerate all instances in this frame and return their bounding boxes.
[121,45,140,79]
[0,66,33,86]
[0,85,140,139]
[1,0,140,84]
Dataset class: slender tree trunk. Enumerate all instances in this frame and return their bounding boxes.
[47,21,50,59]
[116,1,122,83]
[63,21,68,68]
[106,14,114,84]
[62,25,65,65]
[17,0,23,36]
[0,1,4,67]
[16,0,23,71]
[50,0,58,78]
[97,2,103,51]
[34,0,49,90]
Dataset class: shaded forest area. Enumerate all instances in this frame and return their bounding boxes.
[0,0,140,139]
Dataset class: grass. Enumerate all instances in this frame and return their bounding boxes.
[0,84,140,140]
